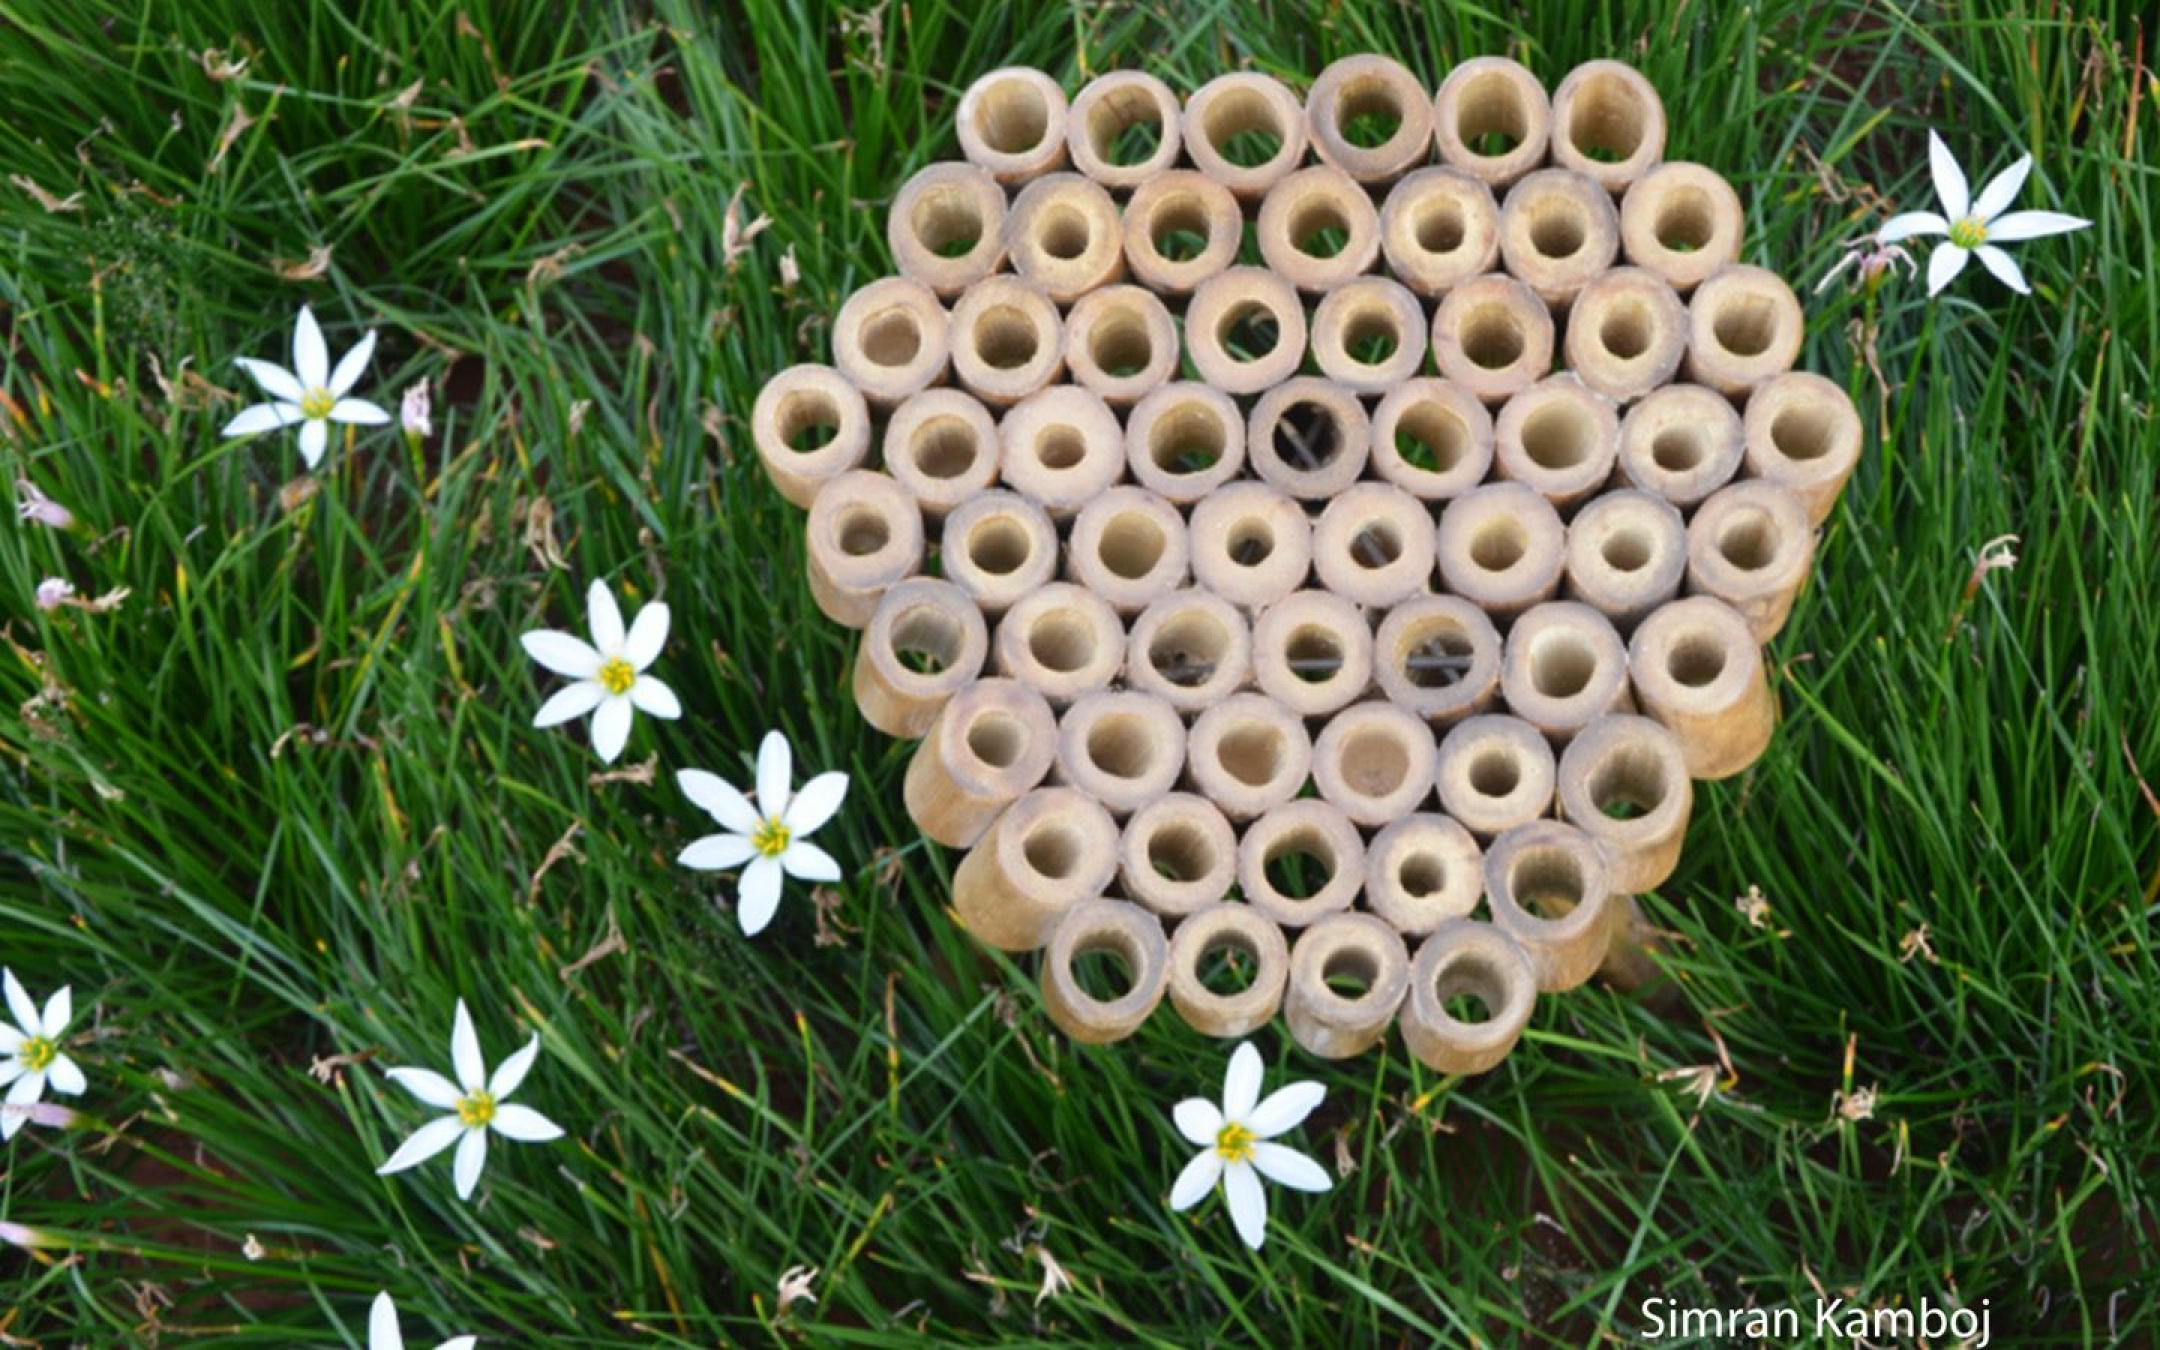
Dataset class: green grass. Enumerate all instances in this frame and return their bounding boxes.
[2,0,2155,1343]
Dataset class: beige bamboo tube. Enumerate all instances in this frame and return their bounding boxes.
[1283,913,1411,1060]
[750,364,872,509]
[1365,814,1484,937]
[1492,374,1621,511]
[1125,382,1247,505]
[1433,482,1566,620]
[1311,277,1428,394]
[1619,162,1745,293]
[1498,169,1621,311]
[1373,595,1503,727]
[955,67,1070,186]
[997,385,1124,520]
[1500,601,1633,744]
[1237,800,1366,928]
[1066,70,1183,189]
[1007,173,1126,305]
[1185,266,1309,396]
[1067,486,1190,616]
[1742,372,1863,526]
[952,787,1117,952]
[1185,692,1313,822]
[1483,820,1620,992]
[1188,482,1313,612]
[1627,595,1776,780]
[1120,792,1239,918]
[1615,383,1744,508]
[948,276,1065,409]
[805,469,924,628]
[1686,480,1816,642]
[1597,897,1671,997]
[1312,482,1437,608]
[1312,701,1439,827]
[1123,171,1243,298]
[1062,284,1178,410]
[1251,589,1374,718]
[1548,60,1667,196]
[1167,904,1292,1038]
[1369,378,1496,501]
[993,581,1126,707]
[852,578,989,738]
[904,677,1060,849]
[887,162,1009,299]
[1564,266,1687,403]
[1431,273,1555,405]
[1182,72,1309,202]
[1564,488,1687,631]
[1430,57,1551,190]
[1126,588,1253,715]
[1055,690,1187,816]
[1434,714,1557,839]
[940,490,1058,616]
[1380,168,1503,296]
[1399,920,1539,1075]
[1248,378,1373,502]
[1683,264,1804,399]
[832,277,950,409]
[1040,900,1170,1044]
[1305,53,1435,185]
[1555,713,1693,894]
[882,389,1000,519]
[1256,166,1383,293]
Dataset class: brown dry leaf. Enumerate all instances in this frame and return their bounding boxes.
[273,244,334,281]
[523,496,569,570]
[201,48,249,81]
[10,175,83,213]
[208,102,257,174]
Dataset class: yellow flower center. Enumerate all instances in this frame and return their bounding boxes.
[1948,216,1988,249]
[299,387,337,420]
[751,817,792,858]
[456,1089,497,1129]
[21,1037,56,1072]
[597,657,637,696]
[1214,1120,1255,1164]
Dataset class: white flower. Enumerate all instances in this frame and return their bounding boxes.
[677,730,847,937]
[0,969,86,1142]
[15,480,73,530]
[520,579,681,764]
[220,306,391,468]
[34,577,74,611]
[368,1291,476,1350]
[375,999,564,1201]
[401,382,432,441]
[1167,1041,1330,1250]
[1880,130,2090,296]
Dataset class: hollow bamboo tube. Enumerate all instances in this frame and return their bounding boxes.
[1125,382,1247,505]
[1400,920,1539,1074]
[1433,482,1566,620]
[904,677,1060,849]
[1237,800,1366,929]
[1284,913,1410,1059]
[1167,904,1292,1038]
[1188,482,1314,612]
[1185,266,1309,396]
[1498,168,1620,311]
[947,276,1065,409]
[1062,284,1179,409]
[750,364,872,509]
[1615,383,1744,508]
[1122,170,1243,298]
[1430,57,1552,190]
[1121,792,1239,919]
[1256,165,1383,293]
[1431,273,1556,405]
[1311,277,1428,394]
[832,277,950,409]
[1619,162,1745,293]
[1627,596,1776,780]
[1055,690,1187,817]
[1492,374,1621,511]
[1182,72,1309,202]
[1683,264,1804,399]
[1548,60,1667,196]
[1251,589,1375,718]
[1312,481,1438,608]
[997,385,1125,520]
[1007,173,1126,305]
[1685,480,1816,643]
[1500,601,1633,744]
[1040,899,1170,1044]
[1742,372,1863,526]
[1434,713,1557,840]
[1555,713,1693,894]
[1126,587,1252,714]
[956,67,1070,186]
[1564,266,1688,403]
[1185,692,1313,822]
[888,162,1009,299]
[1369,378,1496,501]
[882,389,1000,519]
[952,787,1118,952]
[939,490,1058,617]
[1247,378,1373,502]
[1067,486,1190,617]
[1483,820,1621,992]
[1305,53,1435,185]
[1365,814,1484,937]
[1066,70,1183,189]
[1595,897,1672,997]
[1312,701,1439,827]
[1372,595,1503,727]
[852,577,989,738]
[1380,168,1503,296]
[1564,488,1687,632]
[805,469,924,628]
[992,581,1127,707]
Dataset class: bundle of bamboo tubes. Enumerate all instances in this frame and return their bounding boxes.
[751,55,1860,1070]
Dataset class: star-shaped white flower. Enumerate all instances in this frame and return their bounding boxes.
[1880,130,2090,296]
[376,999,564,1201]
[520,579,681,763]
[1168,1041,1330,1250]
[0,969,86,1141]
[368,1291,475,1350]
[220,306,391,468]
[677,730,847,937]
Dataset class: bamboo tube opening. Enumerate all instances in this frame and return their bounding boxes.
[1493,375,1620,510]
[1549,61,1666,195]
[1183,73,1309,200]
[1565,266,1688,402]
[1435,713,1557,838]
[1056,691,1187,815]
[1400,920,1538,1074]
[1040,900,1170,1044]
[751,365,872,508]
[1434,482,1566,618]
[1498,169,1621,309]
[1248,378,1373,501]
[993,581,1126,706]
[1126,588,1252,713]
[1008,173,1126,304]
[1126,382,1246,503]
[1686,481,1815,642]
[889,163,1008,298]
[1372,595,1503,725]
[1167,904,1292,1038]
[1188,482,1314,611]
[1306,54,1435,185]
[1500,601,1632,743]
[956,67,1070,185]
[832,277,950,408]
[1186,692,1312,821]
[1380,168,1503,295]
[948,276,1064,408]
[1284,912,1410,1059]
[1483,821,1619,992]
[1619,162,1745,292]
[1121,793,1238,918]
[1556,713,1692,893]
[1313,701,1438,826]
[953,788,1117,951]
[1431,274,1555,404]
[1312,481,1437,607]
[805,469,924,628]
[1627,596,1775,780]
[1068,71,1183,188]
[940,490,1057,615]
[1370,379,1495,500]
[1564,488,1686,630]
[1743,372,1863,526]
[1185,267,1309,395]
[1684,264,1803,398]
[1238,800,1366,927]
[1063,285,1178,408]
[1068,486,1189,615]
[1252,589,1374,717]
[1256,166,1383,292]
[883,389,1000,517]
[1431,58,1551,189]
[1615,383,1744,508]
[1366,814,1484,936]
[997,385,1124,518]
[905,678,1059,848]
[853,577,989,737]
[1311,277,1428,393]
[1122,171,1243,297]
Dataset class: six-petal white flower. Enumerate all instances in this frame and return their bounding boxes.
[0,969,86,1142]
[376,999,564,1201]
[520,579,681,763]
[678,730,847,937]
[221,306,392,468]
[1168,1041,1330,1250]
[1880,130,2090,296]
[368,1291,475,1350]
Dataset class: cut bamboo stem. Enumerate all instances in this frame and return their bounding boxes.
[1167,904,1292,1038]
[1185,266,1309,395]
[948,276,1065,409]
[1492,373,1621,511]
[1500,601,1633,744]
[1123,170,1243,298]
[1312,701,1439,827]
[1054,690,1187,816]
[1239,799,1367,928]
[1125,382,1247,505]
[1627,595,1776,780]
[1007,172,1126,304]
[1312,481,1439,611]
[1683,264,1804,398]
[956,67,1070,186]
[1182,72,1310,202]
[1311,276,1428,394]
[1685,480,1816,642]
[1400,920,1539,1074]
[1365,814,1485,937]
[1742,372,1863,526]
[1188,482,1314,612]
[1434,713,1558,839]
[1251,589,1375,718]
[1430,58,1551,189]
[1247,377,1372,501]
[1370,378,1496,500]
[883,388,1000,518]
[904,677,1060,848]
[832,277,950,409]
[1284,913,1411,1059]
[852,577,989,737]
[1062,284,1179,409]
[751,364,872,509]
[888,162,1009,298]
[1067,485,1190,616]
[992,580,1127,707]
[952,786,1118,951]
[1305,53,1435,185]
[1066,70,1183,189]
[1381,168,1503,296]
[1482,820,1620,992]
[1372,595,1504,727]
[1498,168,1620,311]
[1619,162,1744,293]
[1431,273,1556,405]
[1121,792,1239,918]
[1125,587,1253,714]
[1185,692,1313,821]
[1555,713,1693,894]
[1564,488,1688,631]
[1433,481,1566,620]
[805,469,924,628]
[997,385,1125,519]
[1549,60,1667,195]
[1039,899,1170,1044]
[1256,165,1382,293]
[1616,383,1745,508]
[939,489,1058,616]
[1564,266,1687,403]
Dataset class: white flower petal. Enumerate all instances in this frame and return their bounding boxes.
[236,357,306,403]
[533,681,606,728]
[520,630,604,680]
[679,833,759,871]
[450,1000,485,1091]
[628,676,681,719]
[328,398,392,426]
[679,769,763,834]
[1926,130,1969,220]
[737,856,785,936]
[1223,1160,1269,1250]
[294,306,329,389]
[782,772,849,837]
[44,1053,85,1097]
[1249,1141,1331,1193]
[755,730,793,821]
[781,840,840,884]
[298,418,328,468]
[488,1035,541,1099]
[0,1024,22,1054]
[370,1291,405,1350]
[1172,1098,1224,1147]
[39,987,70,1037]
[1169,1148,1224,1211]
[329,330,377,397]
[452,1125,489,1199]
[1877,211,1948,244]
[386,1067,463,1110]
[376,1115,463,1175]
[222,402,302,437]
[1974,244,2030,294]
[1,1070,41,1138]
[590,696,633,763]
[434,1340,477,1350]
[489,1103,564,1143]
[1971,154,2031,223]
[586,579,625,655]
[621,602,669,669]
[1246,1081,1325,1139]
[1985,209,2089,243]
[1926,244,1970,296]
[3,971,38,1037]
[0,1061,20,1089]
[1222,1042,1263,1122]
